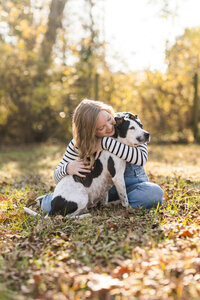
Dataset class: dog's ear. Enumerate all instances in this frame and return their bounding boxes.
[125,113,143,128]
[129,114,137,120]
[115,116,124,126]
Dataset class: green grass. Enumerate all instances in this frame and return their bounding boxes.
[0,142,200,299]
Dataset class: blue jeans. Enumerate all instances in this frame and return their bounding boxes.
[40,164,163,213]
[108,164,163,209]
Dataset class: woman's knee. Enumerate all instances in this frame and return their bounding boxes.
[128,182,164,209]
[149,183,164,207]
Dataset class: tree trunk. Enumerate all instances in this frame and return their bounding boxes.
[39,0,67,74]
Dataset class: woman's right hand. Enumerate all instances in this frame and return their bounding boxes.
[67,160,91,177]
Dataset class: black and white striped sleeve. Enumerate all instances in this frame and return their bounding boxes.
[101,137,148,166]
[53,139,79,184]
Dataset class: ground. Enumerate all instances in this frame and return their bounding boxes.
[0,142,200,300]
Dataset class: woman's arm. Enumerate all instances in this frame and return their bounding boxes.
[101,137,148,166]
[53,139,79,184]
[53,139,92,184]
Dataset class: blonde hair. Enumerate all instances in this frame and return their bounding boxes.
[72,99,115,167]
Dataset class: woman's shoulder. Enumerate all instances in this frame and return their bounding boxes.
[67,139,79,151]
[69,138,75,146]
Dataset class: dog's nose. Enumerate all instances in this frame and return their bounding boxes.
[144,132,150,140]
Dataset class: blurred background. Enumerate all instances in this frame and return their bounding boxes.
[0,0,200,145]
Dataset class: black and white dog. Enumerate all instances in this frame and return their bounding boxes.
[48,113,150,217]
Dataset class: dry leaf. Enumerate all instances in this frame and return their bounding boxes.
[179,230,193,238]
[112,266,131,278]
[87,273,123,291]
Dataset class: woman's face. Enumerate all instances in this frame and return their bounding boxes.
[95,110,115,138]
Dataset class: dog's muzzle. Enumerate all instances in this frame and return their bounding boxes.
[137,131,150,143]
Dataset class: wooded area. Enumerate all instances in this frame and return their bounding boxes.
[1,1,200,299]
[0,0,200,144]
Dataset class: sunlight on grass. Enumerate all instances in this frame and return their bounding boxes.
[147,144,200,180]
[0,161,20,180]
[1,142,200,300]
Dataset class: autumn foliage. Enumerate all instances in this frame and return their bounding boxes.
[0,1,200,144]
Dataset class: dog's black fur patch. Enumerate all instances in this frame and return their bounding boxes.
[73,158,103,187]
[108,156,116,177]
[114,120,130,138]
[49,196,78,216]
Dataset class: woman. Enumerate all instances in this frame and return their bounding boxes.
[40,99,163,213]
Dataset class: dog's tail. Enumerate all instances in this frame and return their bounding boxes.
[23,207,42,217]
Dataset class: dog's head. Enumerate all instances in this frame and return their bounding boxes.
[114,112,150,146]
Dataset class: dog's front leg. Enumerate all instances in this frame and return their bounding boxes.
[112,176,129,208]
[102,192,109,206]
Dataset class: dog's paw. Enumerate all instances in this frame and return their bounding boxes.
[121,201,129,208]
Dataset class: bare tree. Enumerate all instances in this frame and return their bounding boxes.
[39,0,67,73]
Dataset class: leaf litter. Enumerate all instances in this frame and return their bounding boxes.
[0,143,200,299]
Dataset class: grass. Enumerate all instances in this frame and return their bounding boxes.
[0,142,200,300]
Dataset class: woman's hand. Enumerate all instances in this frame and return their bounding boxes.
[94,138,103,160]
[67,160,91,177]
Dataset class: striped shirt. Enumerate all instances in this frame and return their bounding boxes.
[53,138,148,185]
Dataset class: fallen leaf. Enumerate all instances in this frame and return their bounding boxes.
[33,274,42,284]
[87,273,123,291]
[179,230,193,238]
[0,195,9,201]
[163,193,169,200]
[112,266,131,278]
[59,232,69,241]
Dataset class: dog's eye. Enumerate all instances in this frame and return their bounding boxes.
[129,126,135,130]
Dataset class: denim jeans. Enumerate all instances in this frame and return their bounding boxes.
[108,164,163,209]
[41,193,53,213]
[40,164,163,213]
